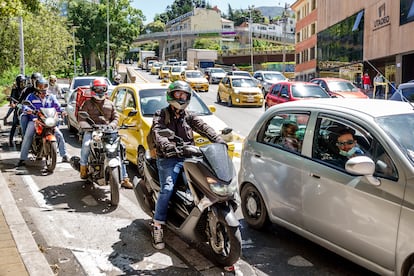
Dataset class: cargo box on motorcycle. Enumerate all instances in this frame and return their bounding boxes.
[75,86,93,119]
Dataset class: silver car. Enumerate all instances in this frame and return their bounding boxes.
[239,98,414,276]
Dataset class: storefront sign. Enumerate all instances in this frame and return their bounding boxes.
[373,3,390,30]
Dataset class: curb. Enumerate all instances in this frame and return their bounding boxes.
[0,157,54,275]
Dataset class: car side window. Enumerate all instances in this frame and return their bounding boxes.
[312,116,398,180]
[280,85,289,97]
[113,88,126,112]
[258,112,310,153]
[271,84,281,95]
[125,90,136,109]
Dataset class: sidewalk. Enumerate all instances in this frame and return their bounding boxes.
[0,105,54,276]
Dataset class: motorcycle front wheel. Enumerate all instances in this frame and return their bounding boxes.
[209,213,241,267]
[106,167,120,206]
[45,141,57,172]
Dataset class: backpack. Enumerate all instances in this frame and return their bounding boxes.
[147,107,193,158]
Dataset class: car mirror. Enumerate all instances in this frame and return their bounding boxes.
[345,156,380,186]
[257,76,263,81]
[208,105,216,113]
[123,107,136,117]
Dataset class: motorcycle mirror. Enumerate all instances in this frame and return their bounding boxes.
[222,127,233,135]
[127,110,138,117]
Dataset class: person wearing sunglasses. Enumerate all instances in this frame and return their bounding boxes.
[332,127,364,167]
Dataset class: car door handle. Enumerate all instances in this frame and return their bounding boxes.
[254,153,261,158]
[310,173,321,179]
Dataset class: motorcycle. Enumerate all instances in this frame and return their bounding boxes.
[22,100,65,173]
[133,128,241,267]
[70,111,134,206]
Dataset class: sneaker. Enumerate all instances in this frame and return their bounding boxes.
[16,160,25,167]
[151,225,165,250]
[121,178,133,189]
[62,155,69,163]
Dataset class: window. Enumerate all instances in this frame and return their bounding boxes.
[113,88,126,112]
[312,116,398,180]
[259,112,310,153]
[125,90,136,109]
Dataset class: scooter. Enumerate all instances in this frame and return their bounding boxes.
[133,128,241,267]
[70,111,127,206]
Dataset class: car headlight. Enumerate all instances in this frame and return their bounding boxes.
[208,177,238,196]
[233,89,240,94]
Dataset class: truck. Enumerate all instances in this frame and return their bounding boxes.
[186,49,217,71]
[138,50,156,69]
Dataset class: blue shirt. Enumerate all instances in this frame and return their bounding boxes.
[22,93,62,121]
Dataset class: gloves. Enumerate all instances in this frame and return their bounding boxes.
[163,144,182,158]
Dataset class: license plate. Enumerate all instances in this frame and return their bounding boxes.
[247,96,255,102]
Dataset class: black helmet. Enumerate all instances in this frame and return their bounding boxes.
[16,74,26,89]
[166,80,192,110]
[34,77,49,92]
[31,72,42,86]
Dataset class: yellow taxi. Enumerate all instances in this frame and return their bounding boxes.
[150,62,162,76]
[180,70,209,92]
[169,66,186,82]
[110,82,237,176]
[158,65,171,80]
[217,75,264,107]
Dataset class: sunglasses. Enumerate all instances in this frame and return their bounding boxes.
[336,140,355,147]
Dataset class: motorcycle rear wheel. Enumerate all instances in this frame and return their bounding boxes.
[45,141,57,172]
[107,167,120,206]
[209,214,241,267]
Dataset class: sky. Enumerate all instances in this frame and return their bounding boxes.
[132,0,297,24]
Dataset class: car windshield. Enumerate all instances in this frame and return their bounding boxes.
[171,67,182,72]
[73,78,94,90]
[292,85,330,98]
[139,89,212,116]
[234,72,251,77]
[186,71,203,78]
[232,78,257,88]
[377,113,414,163]
[162,66,171,71]
[263,73,286,81]
[328,81,359,92]
[211,68,225,74]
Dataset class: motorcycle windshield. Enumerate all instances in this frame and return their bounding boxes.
[40,107,57,117]
[200,143,234,182]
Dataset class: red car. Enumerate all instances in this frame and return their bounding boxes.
[310,77,368,98]
[265,81,330,109]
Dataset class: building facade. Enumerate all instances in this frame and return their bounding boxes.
[293,0,414,85]
[291,0,318,81]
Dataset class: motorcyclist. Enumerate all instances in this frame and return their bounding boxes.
[8,74,27,146]
[19,72,43,136]
[16,78,70,169]
[77,78,132,189]
[112,74,122,85]
[47,75,61,98]
[150,80,226,249]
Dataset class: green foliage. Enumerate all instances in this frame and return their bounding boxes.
[146,20,166,33]
[0,0,40,18]
[193,38,220,50]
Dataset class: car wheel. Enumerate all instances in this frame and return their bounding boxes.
[227,96,233,107]
[216,92,221,103]
[240,184,269,229]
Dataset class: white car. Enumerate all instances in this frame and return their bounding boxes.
[65,76,114,103]
[253,70,289,96]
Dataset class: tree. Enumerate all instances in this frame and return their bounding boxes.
[146,20,166,33]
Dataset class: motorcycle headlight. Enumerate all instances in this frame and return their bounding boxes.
[105,143,118,153]
[44,117,56,127]
[208,177,237,196]
[92,132,102,142]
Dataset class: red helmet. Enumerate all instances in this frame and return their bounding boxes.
[91,78,108,100]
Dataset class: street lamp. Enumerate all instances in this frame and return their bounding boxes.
[249,5,254,72]
[282,3,290,74]
[18,16,25,75]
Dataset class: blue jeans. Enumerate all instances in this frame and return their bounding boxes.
[20,121,67,160]
[80,131,128,179]
[20,114,29,137]
[154,157,184,224]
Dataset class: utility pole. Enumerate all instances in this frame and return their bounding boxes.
[282,3,289,74]
[249,5,254,72]
[107,0,110,78]
[18,17,25,75]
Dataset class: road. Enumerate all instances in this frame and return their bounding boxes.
[0,68,376,275]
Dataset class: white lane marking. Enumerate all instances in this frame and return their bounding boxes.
[22,175,53,210]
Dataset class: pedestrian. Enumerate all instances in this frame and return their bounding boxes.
[47,75,62,99]
[362,72,371,94]
[373,72,385,97]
